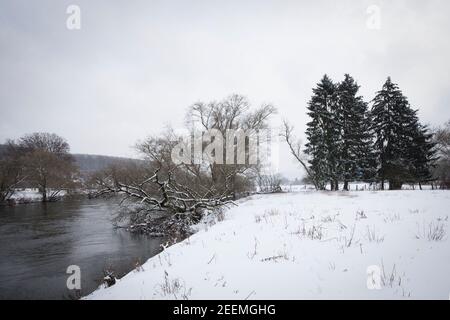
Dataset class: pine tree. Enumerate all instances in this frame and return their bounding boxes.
[408,125,436,188]
[370,77,433,190]
[336,74,375,190]
[305,75,339,190]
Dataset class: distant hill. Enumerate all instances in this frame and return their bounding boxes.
[72,153,143,174]
[0,144,142,174]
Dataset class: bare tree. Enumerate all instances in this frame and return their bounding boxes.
[256,170,283,193]
[187,94,277,197]
[17,133,78,202]
[433,121,450,189]
[0,141,26,203]
[281,120,323,190]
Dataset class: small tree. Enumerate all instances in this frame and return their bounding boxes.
[256,168,283,193]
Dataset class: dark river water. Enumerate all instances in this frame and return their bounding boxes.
[0,198,165,300]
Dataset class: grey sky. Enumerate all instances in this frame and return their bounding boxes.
[1,0,449,177]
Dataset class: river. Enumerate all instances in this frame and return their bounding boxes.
[0,198,165,299]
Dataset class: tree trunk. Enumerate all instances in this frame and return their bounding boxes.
[381,179,384,190]
[42,188,47,202]
[343,180,349,191]
[419,182,422,190]
[40,181,48,202]
[389,180,402,190]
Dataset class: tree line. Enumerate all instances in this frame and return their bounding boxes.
[285,74,441,191]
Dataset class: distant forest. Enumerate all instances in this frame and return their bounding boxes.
[0,144,140,174]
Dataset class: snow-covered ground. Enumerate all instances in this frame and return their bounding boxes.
[282,182,434,192]
[86,189,450,300]
[9,188,67,203]
[9,189,43,202]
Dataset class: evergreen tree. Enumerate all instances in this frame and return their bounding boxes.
[370,77,434,190]
[304,75,434,191]
[408,125,436,188]
[305,75,339,190]
[336,74,376,190]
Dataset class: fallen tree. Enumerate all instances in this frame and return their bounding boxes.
[93,164,235,237]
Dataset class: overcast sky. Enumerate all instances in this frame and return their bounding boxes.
[1,0,449,177]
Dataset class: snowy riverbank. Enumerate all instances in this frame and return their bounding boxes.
[6,189,69,204]
[86,190,450,300]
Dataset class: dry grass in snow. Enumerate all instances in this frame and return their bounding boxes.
[86,190,450,300]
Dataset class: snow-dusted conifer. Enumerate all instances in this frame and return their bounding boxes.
[370,77,434,189]
[305,75,339,190]
[336,74,375,190]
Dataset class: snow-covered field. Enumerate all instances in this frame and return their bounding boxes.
[86,190,450,300]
